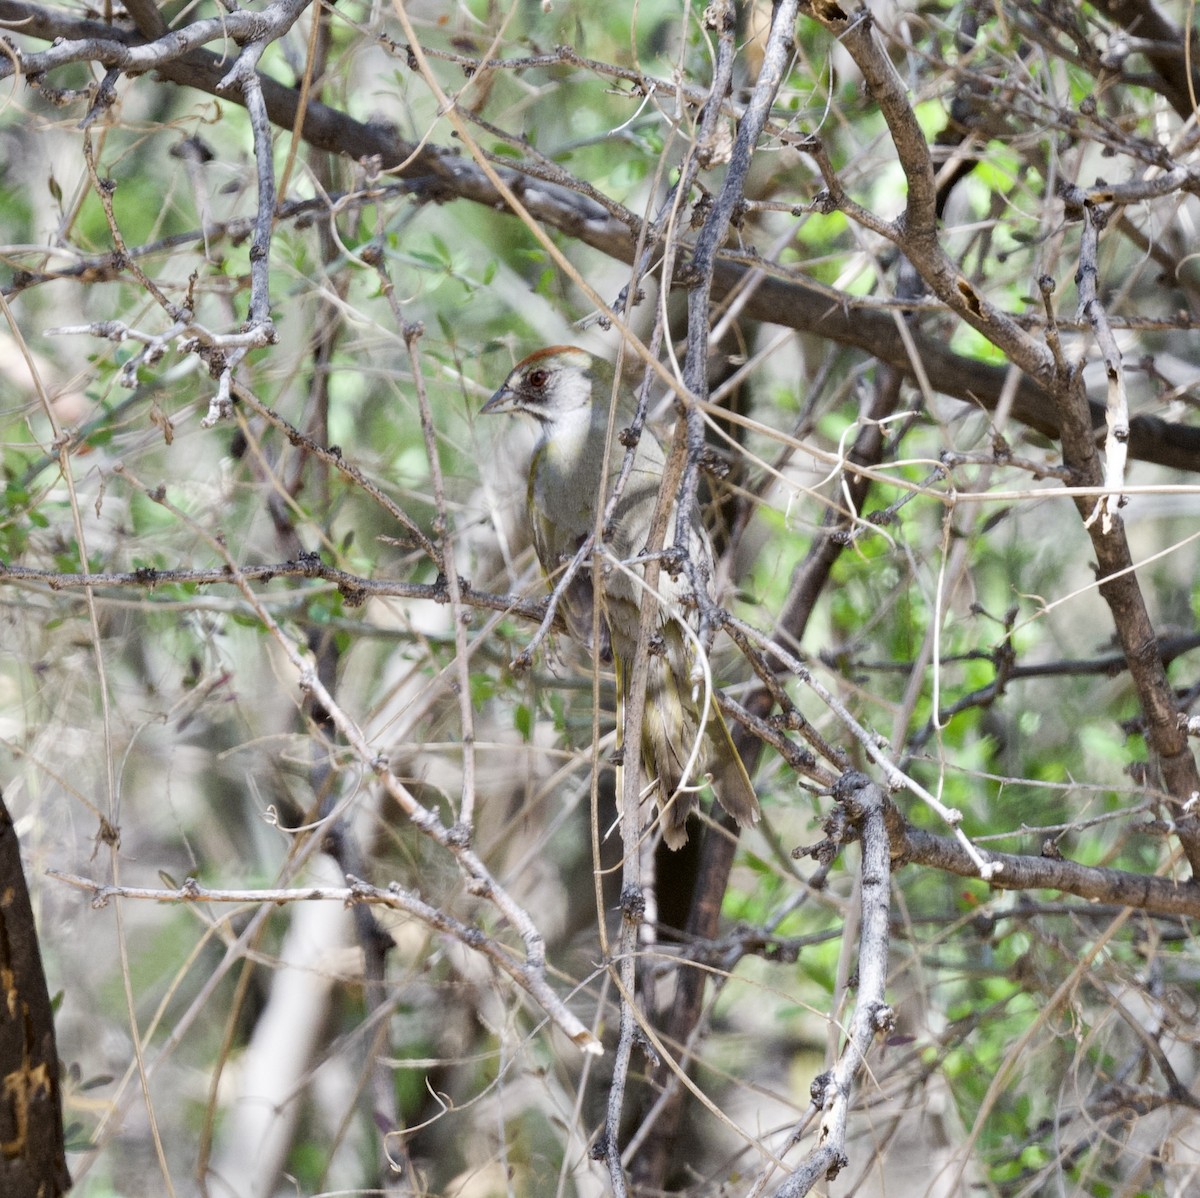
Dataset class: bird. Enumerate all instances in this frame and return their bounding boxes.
[482,345,759,848]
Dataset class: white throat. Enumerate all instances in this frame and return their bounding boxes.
[546,400,603,459]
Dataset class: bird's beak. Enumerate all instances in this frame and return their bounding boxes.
[480,384,515,416]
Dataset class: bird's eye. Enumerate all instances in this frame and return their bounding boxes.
[527,369,549,390]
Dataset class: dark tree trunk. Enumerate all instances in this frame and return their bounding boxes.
[0,791,71,1198]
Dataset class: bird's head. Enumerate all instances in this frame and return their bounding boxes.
[481,346,608,425]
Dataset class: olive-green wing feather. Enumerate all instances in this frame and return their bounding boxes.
[617,621,760,848]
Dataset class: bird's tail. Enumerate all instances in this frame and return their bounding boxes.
[625,643,760,849]
[704,698,760,833]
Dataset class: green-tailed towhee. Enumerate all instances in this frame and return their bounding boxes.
[483,345,759,848]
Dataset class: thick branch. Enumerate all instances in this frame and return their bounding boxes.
[776,774,892,1196]
[798,0,1200,876]
[0,794,70,1198]
[2,2,1198,472]
[892,813,1200,919]
[801,5,1058,395]
[2,0,310,76]
[1090,0,1200,121]
[1058,208,1200,871]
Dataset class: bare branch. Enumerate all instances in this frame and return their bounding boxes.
[889,819,1200,920]
[3,1,1199,468]
[51,871,601,1054]
[108,462,601,1055]
[1076,203,1130,534]
[773,774,892,1196]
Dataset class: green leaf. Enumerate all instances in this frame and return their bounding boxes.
[469,672,496,709]
[514,702,532,742]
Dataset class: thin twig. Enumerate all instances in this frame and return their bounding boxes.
[1076,202,1130,534]
[725,615,1000,879]
[677,0,801,634]
[400,313,480,835]
[108,462,601,1054]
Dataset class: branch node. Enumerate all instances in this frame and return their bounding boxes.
[619,884,645,925]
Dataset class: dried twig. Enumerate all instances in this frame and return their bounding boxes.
[109,462,601,1054]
